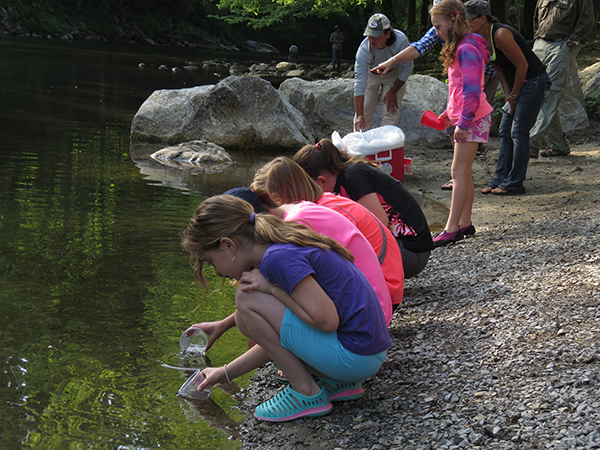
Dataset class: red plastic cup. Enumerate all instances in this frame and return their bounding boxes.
[420,110,446,131]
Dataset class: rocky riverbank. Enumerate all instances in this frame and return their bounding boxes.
[235,124,600,450]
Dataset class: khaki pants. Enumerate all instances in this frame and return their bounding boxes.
[529,38,581,153]
[356,68,407,131]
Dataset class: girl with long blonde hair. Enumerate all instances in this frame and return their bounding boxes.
[252,156,405,308]
[429,0,493,246]
[183,195,391,422]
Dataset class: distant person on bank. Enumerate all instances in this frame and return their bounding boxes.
[330,25,344,70]
[354,13,414,132]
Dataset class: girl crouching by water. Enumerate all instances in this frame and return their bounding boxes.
[183,195,391,422]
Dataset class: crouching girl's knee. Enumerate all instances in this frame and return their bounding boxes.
[234,287,254,310]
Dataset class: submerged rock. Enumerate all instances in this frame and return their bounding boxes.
[150,140,233,173]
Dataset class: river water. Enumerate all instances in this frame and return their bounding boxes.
[0,35,449,449]
[0,36,316,449]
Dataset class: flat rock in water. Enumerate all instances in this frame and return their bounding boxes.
[150,140,233,173]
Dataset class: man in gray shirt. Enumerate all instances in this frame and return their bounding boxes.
[354,14,413,132]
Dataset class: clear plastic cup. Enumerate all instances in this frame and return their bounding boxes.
[420,110,446,131]
[177,369,212,400]
[180,328,209,356]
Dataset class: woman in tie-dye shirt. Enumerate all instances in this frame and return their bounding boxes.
[429,0,493,247]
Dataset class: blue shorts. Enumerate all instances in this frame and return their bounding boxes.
[280,308,388,382]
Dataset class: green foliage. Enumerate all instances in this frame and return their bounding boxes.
[30,12,68,34]
[585,91,600,120]
[492,89,505,118]
[214,0,375,29]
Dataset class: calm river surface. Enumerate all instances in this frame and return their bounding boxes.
[0,36,325,449]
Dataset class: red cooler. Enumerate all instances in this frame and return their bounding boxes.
[366,147,406,181]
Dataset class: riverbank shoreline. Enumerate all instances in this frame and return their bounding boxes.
[236,124,600,449]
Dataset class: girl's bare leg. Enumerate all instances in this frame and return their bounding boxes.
[445,141,478,232]
[235,288,322,397]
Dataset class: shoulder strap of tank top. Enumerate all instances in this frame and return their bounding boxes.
[489,23,497,62]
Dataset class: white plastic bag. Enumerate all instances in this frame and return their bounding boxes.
[332,125,405,157]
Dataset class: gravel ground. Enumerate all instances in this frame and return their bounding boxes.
[235,124,600,450]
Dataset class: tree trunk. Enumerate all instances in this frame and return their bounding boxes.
[522,0,536,40]
[420,0,431,34]
[407,0,416,31]
[381,0,397,29]
[490,0,506,23]
[28,0,42,20]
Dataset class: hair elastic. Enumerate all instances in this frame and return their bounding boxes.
[250,212,256,223]
[315,142,322,149]
[456,11,461,15]
[223,364,232,384]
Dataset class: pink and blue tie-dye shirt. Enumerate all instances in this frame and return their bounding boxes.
[445,33,494,130]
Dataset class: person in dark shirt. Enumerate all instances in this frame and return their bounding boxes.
[466,0,551,195]
[294,139,434,277]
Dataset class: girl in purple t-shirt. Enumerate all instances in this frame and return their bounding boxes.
[183,195,391,422]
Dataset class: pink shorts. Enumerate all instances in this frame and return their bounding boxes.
[454,114,491,143]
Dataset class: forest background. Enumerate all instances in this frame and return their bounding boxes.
[3,0,600,60]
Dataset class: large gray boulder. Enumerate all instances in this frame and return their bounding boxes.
[558,94,590,133]
[397,75,449,147]
[279,74,450,147]
[279,78,355,139]
[580,61,600,97]
[130,75,314,151]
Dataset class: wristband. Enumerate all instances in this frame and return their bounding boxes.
[223,364,232,384]
[357,115,364,119]
[391,56,398,64]
[508,93,519,100]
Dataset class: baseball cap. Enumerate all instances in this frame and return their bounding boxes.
[363,14,391,37]
[465,0,491,20]
[222,187,265,213]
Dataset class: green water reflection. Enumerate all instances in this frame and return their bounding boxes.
[0,36,267,449]
[0,35,449,448]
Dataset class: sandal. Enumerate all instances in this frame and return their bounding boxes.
[540,149,569,157]
[441,179,453,190]
[481,186,494,194]
[318,378,364,402]
[254,386,332,422]
[491,186,526,196]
